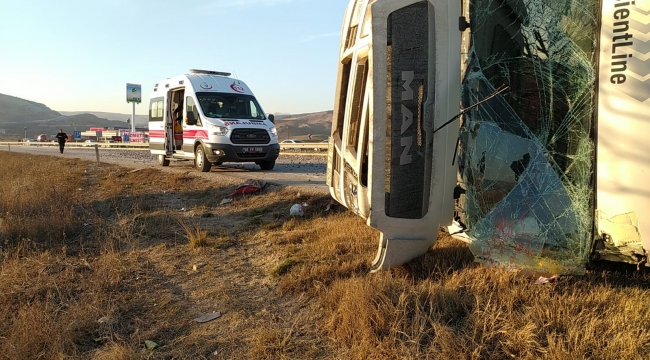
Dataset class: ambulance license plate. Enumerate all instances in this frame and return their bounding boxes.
[242,147,263,153]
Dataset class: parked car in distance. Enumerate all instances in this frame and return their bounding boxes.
[83,140,98,147]
[281,139,304,150]
[110,136,122,142]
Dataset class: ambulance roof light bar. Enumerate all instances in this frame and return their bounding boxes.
[189,69,232,77]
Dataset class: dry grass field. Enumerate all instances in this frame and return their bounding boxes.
[0,152,649,359]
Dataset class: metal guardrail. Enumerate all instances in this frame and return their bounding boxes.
[0,141,329,151]
[280,143,328,151]
[0,142,149,148]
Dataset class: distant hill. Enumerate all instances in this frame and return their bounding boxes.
[60,111,148,127]
[0,93,333,140]
[0,94,128,139]
[274,110,333,140]
[0,93,63,123]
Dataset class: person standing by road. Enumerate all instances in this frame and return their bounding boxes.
[55,129,68,154]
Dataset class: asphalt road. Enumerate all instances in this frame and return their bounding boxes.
[1,144,328,192]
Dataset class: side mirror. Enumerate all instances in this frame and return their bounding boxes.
[186,111,197,125]
[268,114,275,124]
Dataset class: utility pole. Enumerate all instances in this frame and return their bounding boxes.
[23,127,26,140]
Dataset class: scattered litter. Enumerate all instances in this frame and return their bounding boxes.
[193,262,206,271]
[128,169,142,174]
[324,198,341,212]
[179,207,187,212]
[290,204,305,216]
[534,275,559,285]
[194,311,222,323]
[515,269,560,285]
[97,316,111,324]
[83,222,93,227]
[145,340,159,350]
[213,350,219,356]
[230,179,267,197]
[163,190,169,194]
[77,188,83,191]
[219,198,233,206]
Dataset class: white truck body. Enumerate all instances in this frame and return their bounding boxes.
[327,0,650,272]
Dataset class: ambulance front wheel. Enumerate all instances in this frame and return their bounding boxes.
[158,155,170,167]
[195,145,212,172]
[257,160,275,170]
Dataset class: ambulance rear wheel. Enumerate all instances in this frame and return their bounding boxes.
[158,155,170,167]
[258,160,275,170]
[195,145,212,172]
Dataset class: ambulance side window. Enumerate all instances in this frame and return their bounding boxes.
[149,97,164,121]
[186,96,201,126]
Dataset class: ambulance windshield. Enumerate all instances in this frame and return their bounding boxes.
[196,92,266,120]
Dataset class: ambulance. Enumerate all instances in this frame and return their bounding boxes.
[148,69,279,171]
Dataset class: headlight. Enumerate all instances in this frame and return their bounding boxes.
[269,126,278,137]
[210,125,228,136]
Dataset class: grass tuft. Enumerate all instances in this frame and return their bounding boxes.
[176,217,209,249]
[272,258,299,276]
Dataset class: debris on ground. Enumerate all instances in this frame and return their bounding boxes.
[514,269,560,285]
[324,198,341,212]
[144,340,159,350]
[220,179,268,206]
[290,203,305,216]
[534,275,559,285]
[194,311,222,323]
[229,179,267,197]
[192,262,206,271]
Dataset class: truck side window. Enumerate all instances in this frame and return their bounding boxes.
[186,96,201,126]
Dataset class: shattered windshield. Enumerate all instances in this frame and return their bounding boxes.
[196,92,266,120]
[457,0,599,273]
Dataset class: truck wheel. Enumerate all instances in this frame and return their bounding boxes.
[259,160,275,170]
[158,155,170,167]
[195,145,212,172]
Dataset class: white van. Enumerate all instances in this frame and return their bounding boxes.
[149,69,279,171]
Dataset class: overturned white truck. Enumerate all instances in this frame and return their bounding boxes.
[327,0,650,273]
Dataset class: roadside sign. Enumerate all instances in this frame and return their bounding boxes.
[126,83,142,104]
[73,130,81,139]
[308,134,312,140]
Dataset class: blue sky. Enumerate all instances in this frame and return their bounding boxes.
[0,0,349,115]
